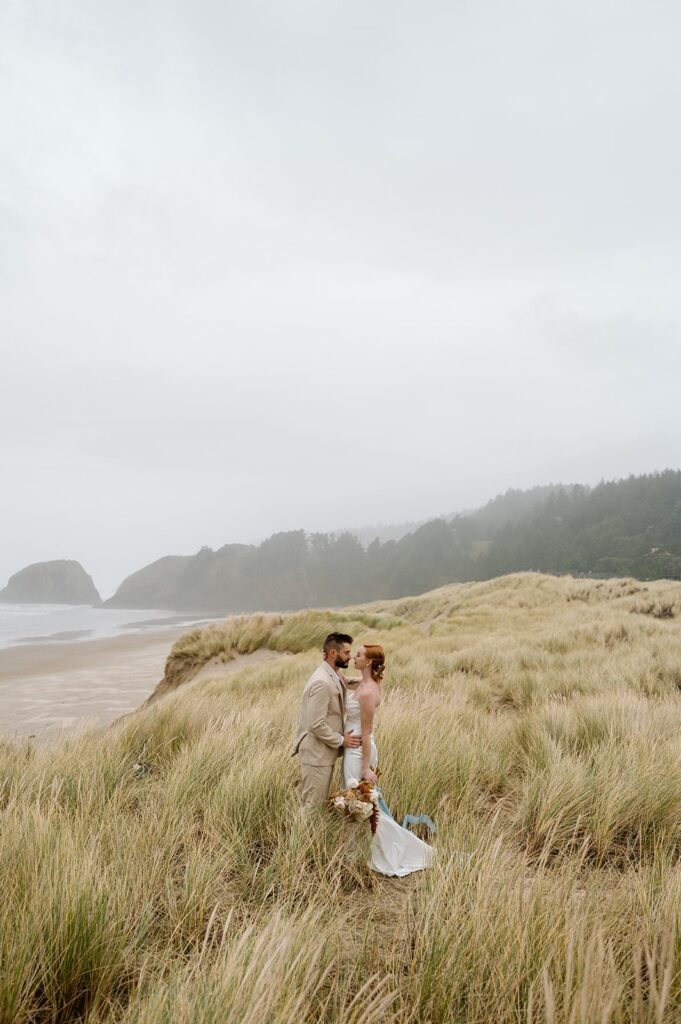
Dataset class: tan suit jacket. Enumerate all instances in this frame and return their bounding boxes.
[291,661,345,766]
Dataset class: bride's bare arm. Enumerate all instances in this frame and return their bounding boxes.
[358,690,378,781]
[339,670,360,690]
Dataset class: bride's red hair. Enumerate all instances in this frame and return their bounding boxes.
[364,643,385,682]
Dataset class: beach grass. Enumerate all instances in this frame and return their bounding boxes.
[3,572,681,1021]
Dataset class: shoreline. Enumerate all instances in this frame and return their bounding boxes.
[0,625,211,743]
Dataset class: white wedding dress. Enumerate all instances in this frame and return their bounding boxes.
[342,691,435,876]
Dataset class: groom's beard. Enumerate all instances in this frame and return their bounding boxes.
[335,657,350,669]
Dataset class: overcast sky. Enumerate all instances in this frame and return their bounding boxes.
[1,0,680,597]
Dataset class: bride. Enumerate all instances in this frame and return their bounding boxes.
[342,643,435,876]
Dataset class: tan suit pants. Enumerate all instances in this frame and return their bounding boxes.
[300,762,336,807]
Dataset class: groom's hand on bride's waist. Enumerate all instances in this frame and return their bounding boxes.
[343,730,362,748]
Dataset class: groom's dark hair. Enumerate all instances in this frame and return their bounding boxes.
[323,632,353,655]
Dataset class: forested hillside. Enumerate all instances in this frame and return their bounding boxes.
[475,472,681,580]
[105,471,681,611]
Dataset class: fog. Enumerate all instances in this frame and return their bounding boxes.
[2,0,680,597]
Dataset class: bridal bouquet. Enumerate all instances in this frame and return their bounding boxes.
[329,776,380,835]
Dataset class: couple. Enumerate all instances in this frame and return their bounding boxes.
[291,632,435,877]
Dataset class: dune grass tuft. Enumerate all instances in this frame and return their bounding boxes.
[4,572,681,1021]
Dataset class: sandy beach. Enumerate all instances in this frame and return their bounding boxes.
[0,626,197,743]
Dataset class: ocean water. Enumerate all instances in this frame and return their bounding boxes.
[0,604,209,649]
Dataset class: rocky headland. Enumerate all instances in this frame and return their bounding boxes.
[102,553,200,610]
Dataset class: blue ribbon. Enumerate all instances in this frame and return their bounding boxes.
[376,791,437,835]
[377,795,394,819]
[401,813,437,835]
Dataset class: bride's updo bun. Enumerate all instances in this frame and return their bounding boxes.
[365,643,385,682]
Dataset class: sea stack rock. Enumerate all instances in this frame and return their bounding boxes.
[0,560,102,605]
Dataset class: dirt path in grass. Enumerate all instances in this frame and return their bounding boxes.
[143,647,286,705]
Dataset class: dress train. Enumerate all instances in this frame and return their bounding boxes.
[342,694,435,877]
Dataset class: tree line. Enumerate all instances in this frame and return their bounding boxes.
[107,470,681,611]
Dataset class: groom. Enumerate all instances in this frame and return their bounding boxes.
[291,632,362,807]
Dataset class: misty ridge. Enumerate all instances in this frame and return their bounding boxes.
[90,470,681,612]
